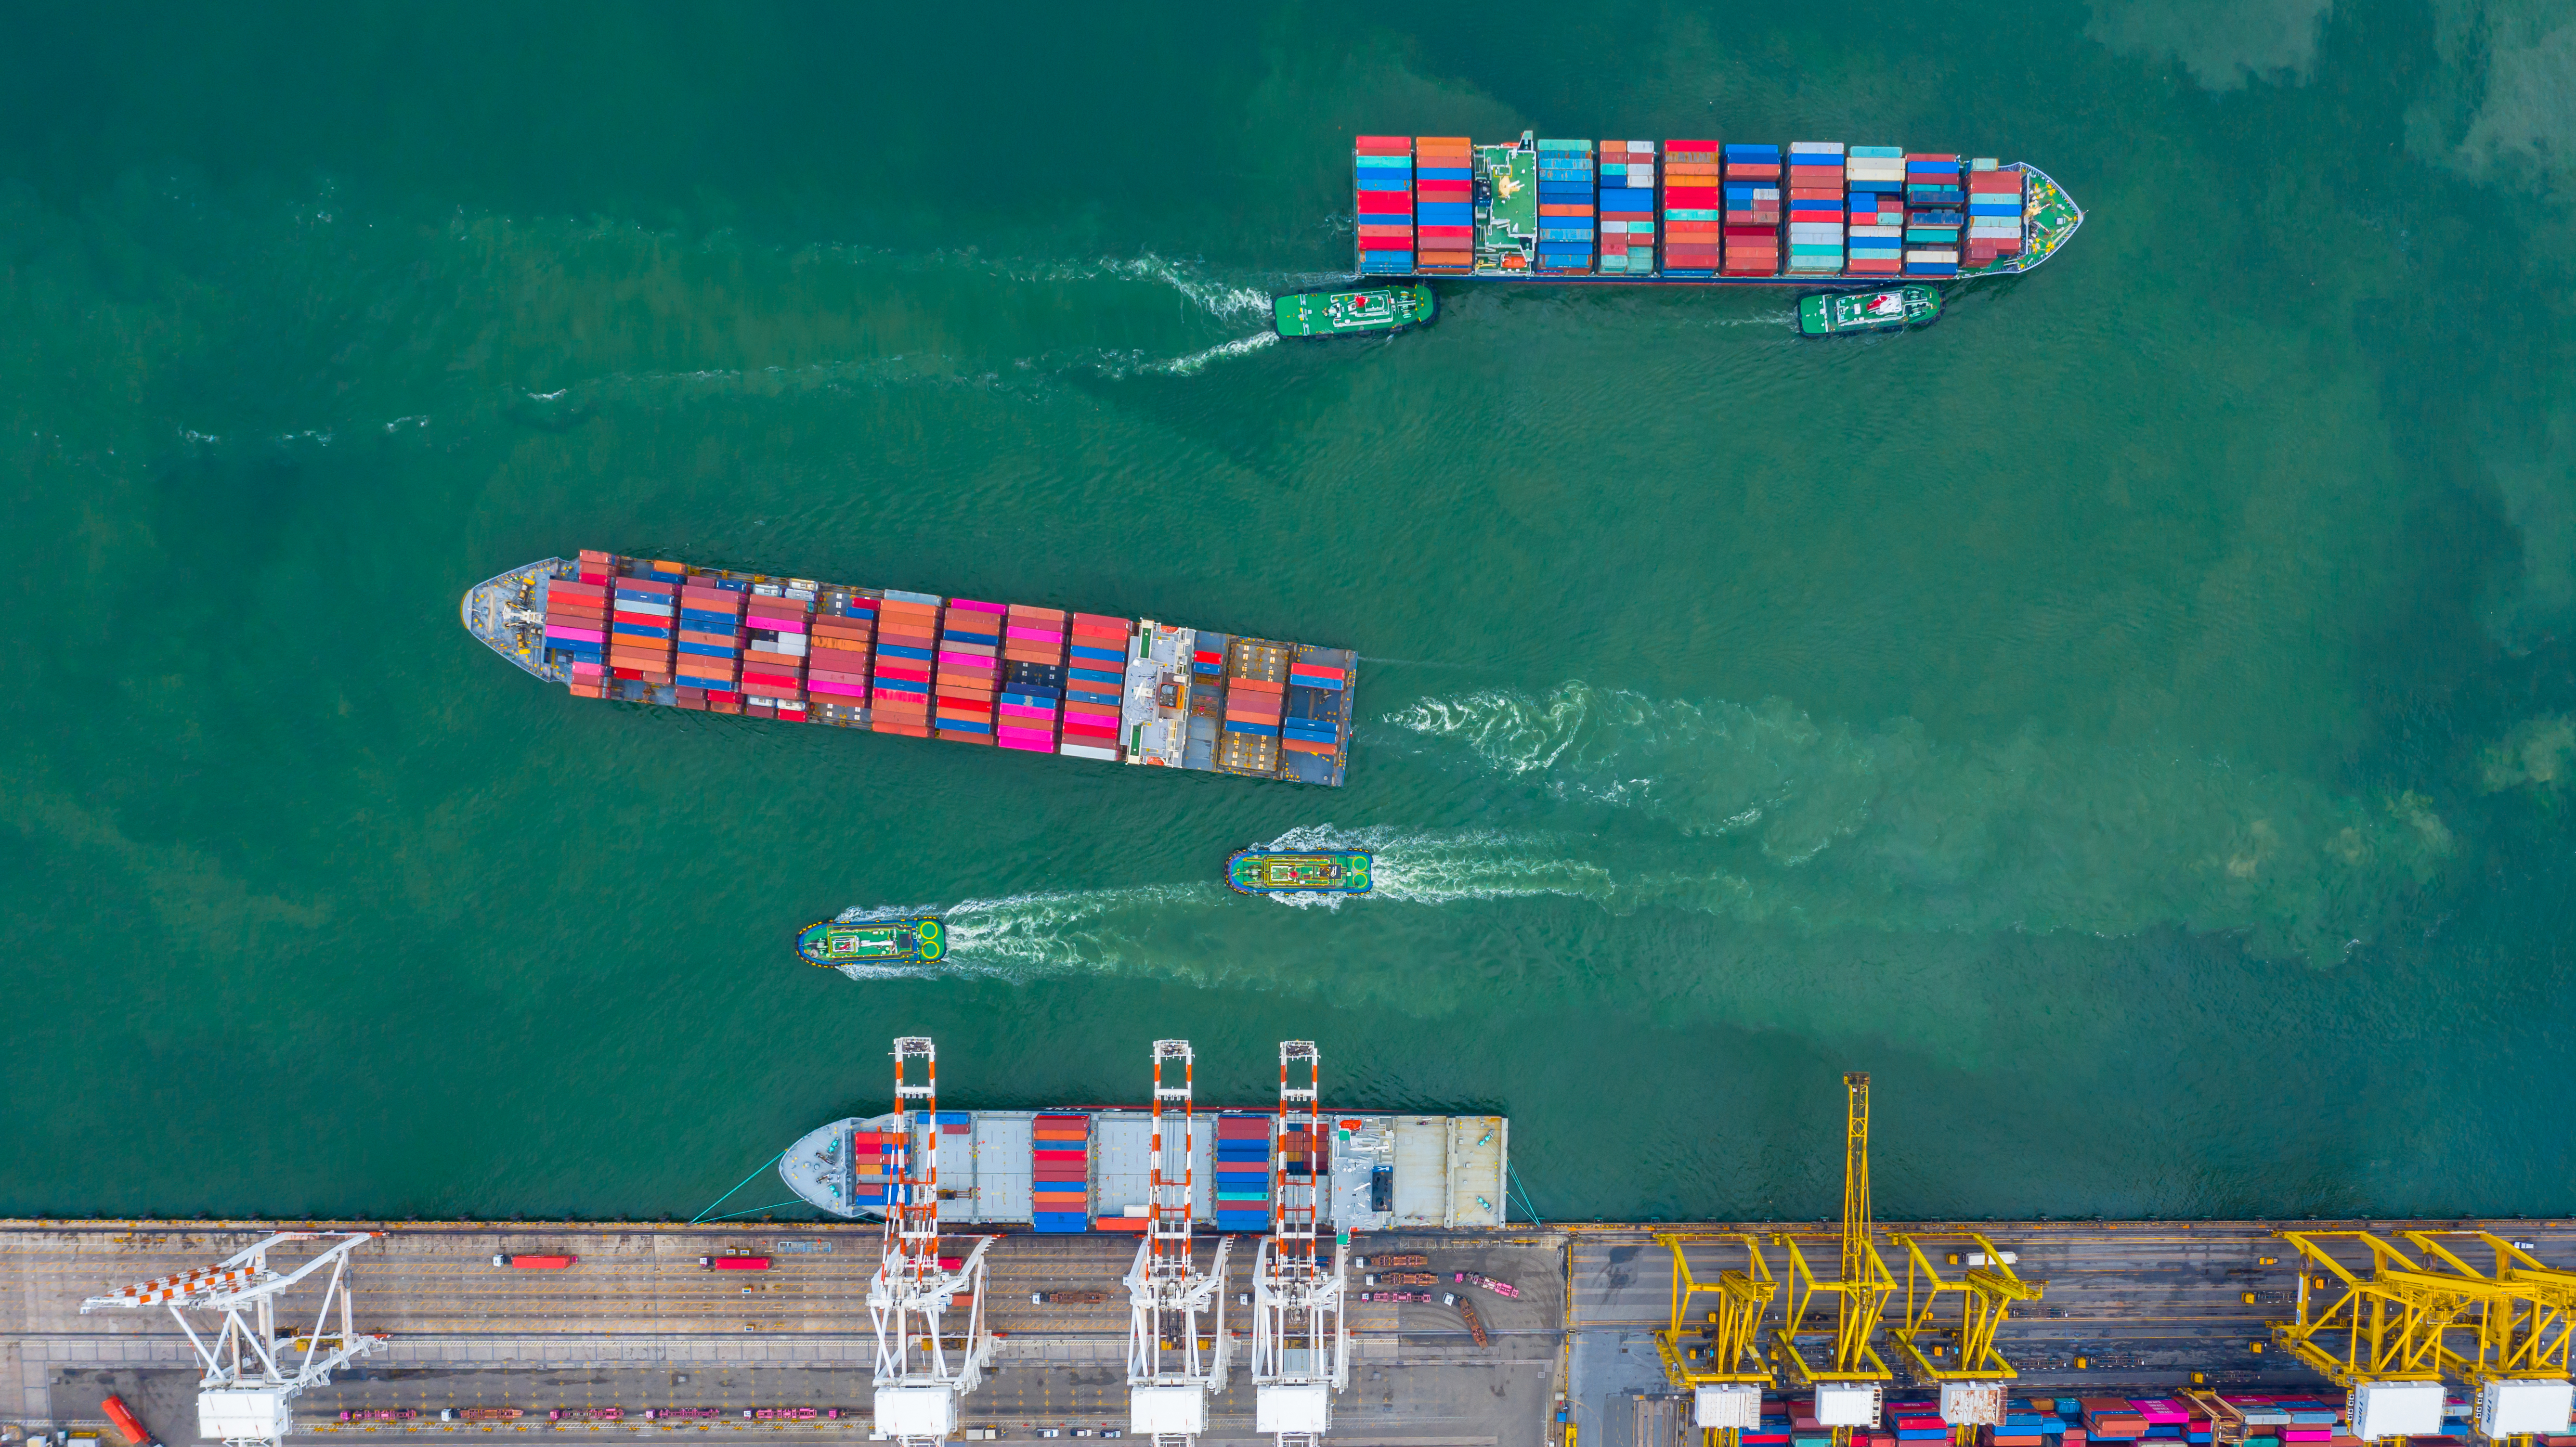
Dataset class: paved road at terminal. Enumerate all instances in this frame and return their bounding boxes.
[12,1218,2576,1447]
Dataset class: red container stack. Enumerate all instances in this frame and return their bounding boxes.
[933,598,1005,744]
[869,591,941,737]
[996,603,1068,754]
[1412,136,1475,273]
[1059,613,1129,762]
[805,591,876,727]
[672,574,746,708]
[544,576,611,698]
[1723,143,1783,275]
[1030,1114,1091,1232]
[607,568,678,685]
[1354,136,1416,275]
[739,585,812,723]
[1661,141,1722,275]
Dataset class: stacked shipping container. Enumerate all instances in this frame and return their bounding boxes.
[1213,1114,1272,1234]
[1845,146,1906,274]
[674,575,746,703]
[741,585,812,722]
[1060,613,1128,762]
[869,591,941,737]
[608,566,680,686]
[1787,142,1847,275]
[1218,651,1285,776]
[1282,652,1347,759]
[933,599,1005,743]
[1966,161,2026,266]
[1905,152,1965,275]
[1412,137,1474,273]
[1723,144,1782,274]
[1030,1114,1089,1233]
[849,1128,896,1214]
[1535,139,1596,273]
[1596,141,1656,274]
[544,573,611,698]
[997,604,1067,755]
[806,594,874,724]
[1354,137,1415,275]
[1661,141,1721,275]
[506,556,1356,784]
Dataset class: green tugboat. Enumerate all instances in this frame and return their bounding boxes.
[1226,848,1374,896]
[796,916,946,967]
[1797,284,1943,337]
[1272,284,1435,338]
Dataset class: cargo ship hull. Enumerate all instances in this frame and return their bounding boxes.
[778,1108,1509,1233]
[1354,131,2080,285]
[464,553,1357,787]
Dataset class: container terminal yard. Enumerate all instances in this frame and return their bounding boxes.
[11,1069,2576,1447]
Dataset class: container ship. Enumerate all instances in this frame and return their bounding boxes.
[462,552,1356,786]
[1353,131,2081,284]
[777,1108,1509,1233]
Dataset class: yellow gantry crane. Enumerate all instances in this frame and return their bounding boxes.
[1652,1231,1778,1443]
[1769,1073,1901,1445]
[2401,1233,2576,1443]
[1653,1073,2048,1447]
[1884,1228,2046,1437]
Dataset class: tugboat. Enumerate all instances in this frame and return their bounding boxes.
[1797,284,1943,337]
[795,915,947,967]
[1272,284,1436,338]
[1226,848,1374,896]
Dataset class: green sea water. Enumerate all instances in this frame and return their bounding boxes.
[5,0,2575,1224]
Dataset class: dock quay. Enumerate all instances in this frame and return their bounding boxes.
[10,1217,2576,1447]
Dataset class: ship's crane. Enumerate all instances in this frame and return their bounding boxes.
[1651,1232,1778,1445]
[80,1230,385,1447]
[1125,1039,1235,1447]
[1770,1073,1898,1446]
[2270,1230,2573,1443]
[869,1036,997,1447]
[2402,1232,2576,1444]
[1250,1041,1349,1447]
[1883,1231,2045,1439]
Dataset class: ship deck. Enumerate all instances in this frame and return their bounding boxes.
[781,1110,1507,1230]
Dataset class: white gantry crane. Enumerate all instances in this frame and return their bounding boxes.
[1125,1038,1235,1447]
[1250,1041,1349,1447]
[870,1036,998,1447]
[80,1230,386,1447]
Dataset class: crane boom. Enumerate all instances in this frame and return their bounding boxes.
[1771,1073,1895,1444]
[1252,1041,1349,1447]
[81,1231,385,1447]
[1126,1039,1234,1447]
[869,1037,995,1447]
